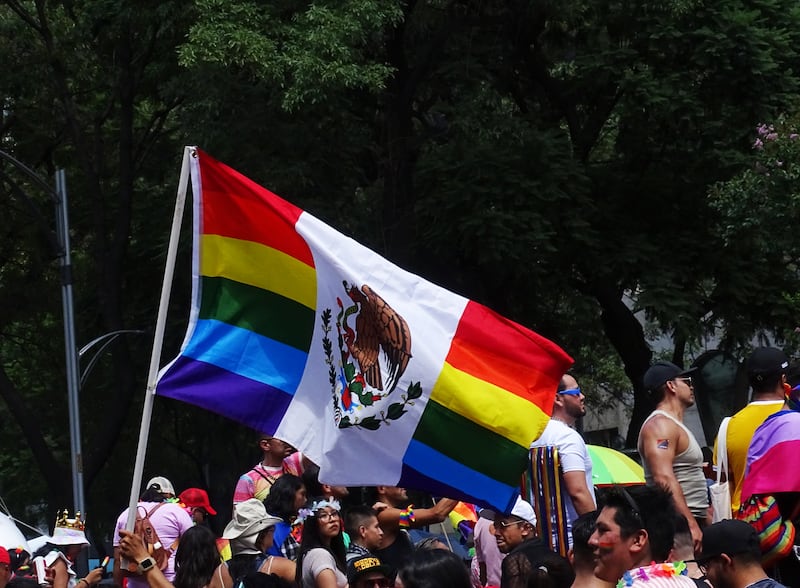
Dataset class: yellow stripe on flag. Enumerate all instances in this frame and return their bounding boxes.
[431,363,549,448]
[201,234,316,310]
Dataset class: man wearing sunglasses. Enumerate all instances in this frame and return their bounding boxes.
[495,497,573,588]
[697,519,787,588]
[638,361,708,553]
[530,373,596,549]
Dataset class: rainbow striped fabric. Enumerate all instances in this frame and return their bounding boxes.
[156,149,573,510]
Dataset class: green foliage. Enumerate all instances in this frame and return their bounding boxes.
[6,0,800,529]
[179,0,403,110]
[709,112,800,347]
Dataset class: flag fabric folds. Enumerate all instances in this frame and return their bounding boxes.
[741,409,800,502]
[156,148,573,511]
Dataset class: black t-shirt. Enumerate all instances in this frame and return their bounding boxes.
[374,530,414,573]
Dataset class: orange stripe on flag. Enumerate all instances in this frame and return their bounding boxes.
[445,301,571,403]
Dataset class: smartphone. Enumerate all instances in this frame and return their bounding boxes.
[97,556,111,577]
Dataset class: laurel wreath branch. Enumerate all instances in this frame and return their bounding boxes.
[321,309,340,421]
[337,382,423,430]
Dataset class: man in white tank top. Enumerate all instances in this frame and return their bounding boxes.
[638,361,709,553]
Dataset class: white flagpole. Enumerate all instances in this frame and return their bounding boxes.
[125,146,194,530]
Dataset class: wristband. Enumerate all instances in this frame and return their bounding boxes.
[398,505,415,528]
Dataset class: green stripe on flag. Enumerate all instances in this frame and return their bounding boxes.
[414,400,528,485]
[200,276,315,352]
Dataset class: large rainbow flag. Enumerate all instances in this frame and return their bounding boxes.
[741,409,800,501]
[156,149,573,511]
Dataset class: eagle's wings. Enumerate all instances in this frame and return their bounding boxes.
[348,284,412,392]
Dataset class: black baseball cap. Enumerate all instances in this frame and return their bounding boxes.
[347,556,392,586]
[643,361,696,391]
[747,347,789,380]
[699,519,760,562]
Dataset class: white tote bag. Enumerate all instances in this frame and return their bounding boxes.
[710,417,732,522]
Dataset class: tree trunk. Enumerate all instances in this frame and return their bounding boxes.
[588,282,653,447]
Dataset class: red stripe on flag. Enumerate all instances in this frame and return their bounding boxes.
[198,150,314,267]
[446,301,572,402]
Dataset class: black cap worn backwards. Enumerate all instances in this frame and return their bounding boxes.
[746,347,789,381]
[699,519,761,563]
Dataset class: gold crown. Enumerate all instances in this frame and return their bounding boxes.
[55,509,85,531]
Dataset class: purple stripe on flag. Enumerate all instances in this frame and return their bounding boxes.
[157,355,292,434]
[746,410,800,463]
[742,411,800,500]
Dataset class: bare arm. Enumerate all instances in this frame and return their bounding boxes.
[313,568,340,588]
[49,557,69,588]
[641,416,702,551]
[117,530,175,588]
[377,498,459,532]
[562,470,596,515]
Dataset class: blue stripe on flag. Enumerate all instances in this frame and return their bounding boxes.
[402,439,518,511]
[183,319,307,394]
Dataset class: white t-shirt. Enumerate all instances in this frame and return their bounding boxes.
[113,502,193,588]
[530,419,595,546]
[301,548,347,588]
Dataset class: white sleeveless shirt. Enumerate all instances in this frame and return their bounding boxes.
[638,409,709,517]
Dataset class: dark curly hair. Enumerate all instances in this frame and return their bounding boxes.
[263,474,304,523]
[174,526,221,588]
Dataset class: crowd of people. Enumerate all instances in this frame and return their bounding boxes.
[1,346,798,588]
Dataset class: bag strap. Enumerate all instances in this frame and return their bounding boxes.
[716,417,731,484]
[147,502,167,518]
[250,467,278,486]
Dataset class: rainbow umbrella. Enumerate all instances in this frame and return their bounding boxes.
[587,445,645,487]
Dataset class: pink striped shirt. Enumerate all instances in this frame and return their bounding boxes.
[233,452,304,504]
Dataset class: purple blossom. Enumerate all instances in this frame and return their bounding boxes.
[757,123,769,136]
[766,132,778,141]
[753,138,764,149]
[790,133,799,140]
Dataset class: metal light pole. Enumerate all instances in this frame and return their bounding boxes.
[0,151,83,514]
[55,170,85,515]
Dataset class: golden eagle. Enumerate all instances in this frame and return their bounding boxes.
[343,281,412,393]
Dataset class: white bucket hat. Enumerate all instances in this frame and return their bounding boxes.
[222,499,282,555]
[50,511,89,547]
